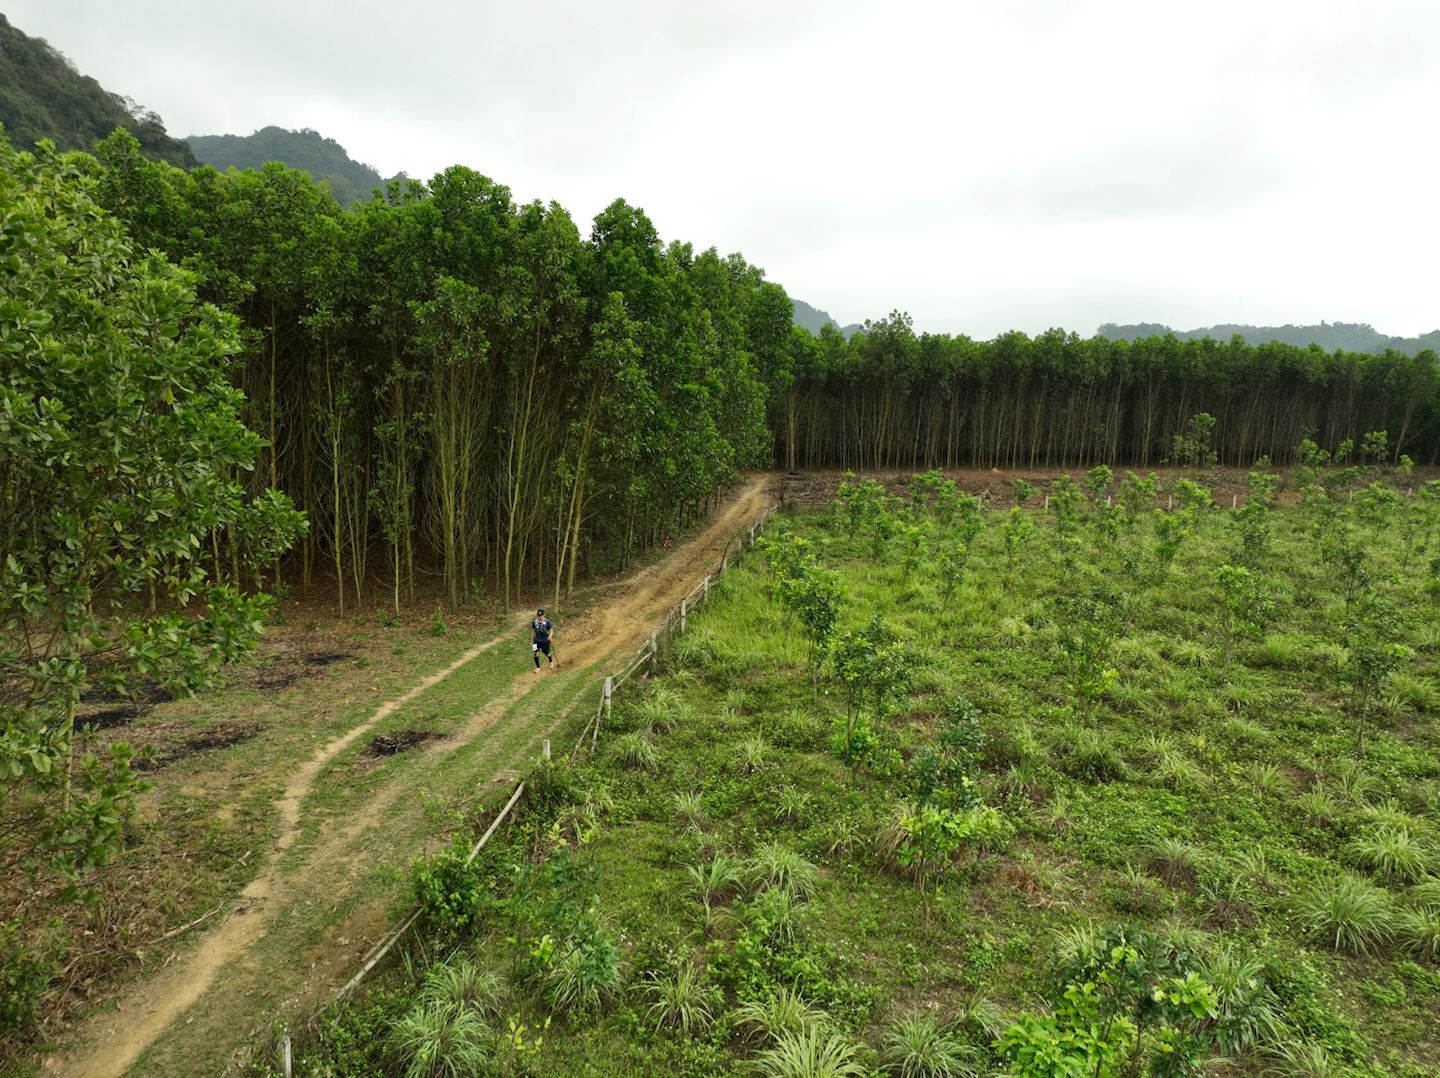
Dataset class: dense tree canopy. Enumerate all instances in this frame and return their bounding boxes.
[12,124,1439,625]
[0,133,302,1032]
[780,315,1440,471]
[74,129,788,615]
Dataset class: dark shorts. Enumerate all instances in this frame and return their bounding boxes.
[534,639,552,656]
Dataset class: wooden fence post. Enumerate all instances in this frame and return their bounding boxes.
[598,677,612,750]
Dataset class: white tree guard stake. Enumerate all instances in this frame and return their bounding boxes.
[282,1034,292,1078]
[649,630,658,661]
[542,739,550,760]
[1044,495,1050,509]
[1107,495,1112,506]
[1232,493,1238,508]
[703,574,710,599]
[1168,494,1174,511]
[680,597,687,633]
[598,676,612,749]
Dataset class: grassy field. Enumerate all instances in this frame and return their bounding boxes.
[291,468,1440,1077]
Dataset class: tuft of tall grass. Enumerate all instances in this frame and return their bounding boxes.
[672,790,706,830]
[1153,750,1206,792]
[643,961,716,1033]
[418,958,503,1019]
[1246,761,1291,797]
[752,1026,867,1078]
[879,1013,981,1077]
[687,853,743,923]
[1059,727,1126,782]
[611,731,659,771]
[1395,904,1440,960]
[387,1000,493,1078]
[1297,786,1340,827]
[1297,874,1393,953]
[747,841,821,901]
[730,987,826,1044]
[1146,837,1207,888]
[736,734,768,775]
[1261,1040,1344,1077]
[772,785,813,825]
[1345,826,1433,885]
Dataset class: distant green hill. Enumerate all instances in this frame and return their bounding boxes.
[187,127,391,206]
[0,13,196,167]
[793,298,863,338]
[1097,321,1440,357]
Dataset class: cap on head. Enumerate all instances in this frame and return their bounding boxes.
[537,608,545,616]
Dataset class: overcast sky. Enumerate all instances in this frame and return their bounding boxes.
[9,0,1439,338]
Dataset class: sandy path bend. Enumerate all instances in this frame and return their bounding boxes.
[53,474,773,1078]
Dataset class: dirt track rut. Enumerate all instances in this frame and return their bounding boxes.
[52,475,773,1077]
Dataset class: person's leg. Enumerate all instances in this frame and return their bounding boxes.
[533,645,541,669]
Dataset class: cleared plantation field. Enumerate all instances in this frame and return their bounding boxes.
[293,470,1440,1077]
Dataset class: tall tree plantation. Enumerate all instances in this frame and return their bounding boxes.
[3,126,1438,621]
[780,314,1440,473]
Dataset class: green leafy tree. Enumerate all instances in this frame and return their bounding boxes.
[1053,587,1125,718]
[1171,412,1218,469]
[830,617,910,772]
[999,926,1223,1078]
[0,136,302,1032]
[1002,508,1035,575]
[1213,565,1272,676]
[1230,467,1279,567]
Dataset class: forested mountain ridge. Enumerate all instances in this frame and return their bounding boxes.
[0,13,196,167]
[792,297,863,338]
[187,126,392,206]
[1098,320,1440,357]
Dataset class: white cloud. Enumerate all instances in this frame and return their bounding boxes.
[8,0,1439,336]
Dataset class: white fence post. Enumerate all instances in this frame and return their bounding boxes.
[1167,494,1174,511]
[1232,493,1238,509]
[598,676,612,750]
[703,574,710,600]
[542,739,551,760]
[649,631,658,662]
[282,1034,292,1078]
[1043,494,1049,509]
[680,597,687,633]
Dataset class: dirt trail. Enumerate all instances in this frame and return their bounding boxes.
[52,474,773,1078]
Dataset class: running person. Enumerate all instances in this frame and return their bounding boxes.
[531,609,555,671]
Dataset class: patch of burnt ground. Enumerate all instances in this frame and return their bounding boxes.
[364,729,441,756]
[305,652,353,667]
[77,683,175,729]
[132,723,263,771]
[249,650,355,693]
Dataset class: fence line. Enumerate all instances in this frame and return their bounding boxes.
[296,499,777,1062]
